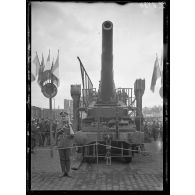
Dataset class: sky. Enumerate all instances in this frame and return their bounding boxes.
[31,2,163,109]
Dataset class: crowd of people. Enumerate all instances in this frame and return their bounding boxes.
[143,119,163,142]
[31,118,58,151]
[31,117,163,151]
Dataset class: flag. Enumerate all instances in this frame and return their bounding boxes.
[51,50,59,78]
[159,85,163,98]
[40,53,45,70]
[32,52,40,78]
[31,73,36,82]
[51,50,60,86]
[150,55,161,92]
[37,54,45,86]
[160,51,163,86]
[44,50,51,70]
[159,51,163,98]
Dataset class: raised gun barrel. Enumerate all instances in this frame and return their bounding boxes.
[99,21,115,103]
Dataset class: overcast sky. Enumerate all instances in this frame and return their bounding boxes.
[31,2,163,109]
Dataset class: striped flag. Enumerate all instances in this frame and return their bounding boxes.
[32,52,40,79]
[150,55,161,92]
[31,52,40,82]
[37,54,45,86]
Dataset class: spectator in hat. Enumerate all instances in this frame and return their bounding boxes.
[52,119,58,139]
[35,120,41,146]
[39,118,46,146]
[31,119,36,152]
[144,121,150,142]
[160,122,163,142]
[55,111,75,177]
[152,120,159,141]
[45,119,50,146]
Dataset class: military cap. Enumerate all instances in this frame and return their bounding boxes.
[60,111,68,117]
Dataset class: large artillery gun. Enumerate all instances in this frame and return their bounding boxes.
[71,21,145,163]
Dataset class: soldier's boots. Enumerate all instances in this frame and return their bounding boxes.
[59,172,66,177]
[65,172,72,177]
[59,172,72,178]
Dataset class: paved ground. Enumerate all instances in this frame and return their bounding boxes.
[30,141,163,191]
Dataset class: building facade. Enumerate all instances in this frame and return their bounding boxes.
[31,99,73,121]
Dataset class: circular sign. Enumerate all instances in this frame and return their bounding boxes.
[41,83,57,98]
[39,70,59,98]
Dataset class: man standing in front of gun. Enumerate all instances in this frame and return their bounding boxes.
[55,111,75,177]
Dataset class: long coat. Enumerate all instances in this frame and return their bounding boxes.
[56,122,74,149]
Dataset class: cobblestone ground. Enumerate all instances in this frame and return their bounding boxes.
[30,141,163,191]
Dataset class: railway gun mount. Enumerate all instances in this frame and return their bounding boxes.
[72,21,145,163]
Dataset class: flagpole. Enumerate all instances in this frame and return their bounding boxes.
[49,97,54,158]
[49,62,54,158]
[54,98,56,119]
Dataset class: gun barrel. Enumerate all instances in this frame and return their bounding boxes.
[100,21,115,103]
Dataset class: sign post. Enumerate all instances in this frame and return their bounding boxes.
[34,51,59,158]
[40,70,58,158]
[49,97,53,157]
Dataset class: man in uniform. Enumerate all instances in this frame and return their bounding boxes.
[55,111,75,177]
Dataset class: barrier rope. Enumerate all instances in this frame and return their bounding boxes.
[32,142,163,155]
[98,143,163,154]
[32,143,96,151]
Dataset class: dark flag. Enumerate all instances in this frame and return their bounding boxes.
[159,52,163,98]
[150,55,161,92]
